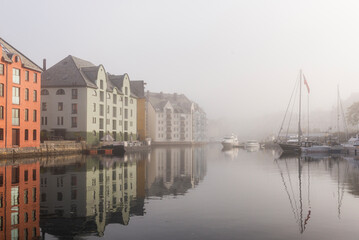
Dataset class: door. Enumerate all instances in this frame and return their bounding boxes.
[12,129,20,146]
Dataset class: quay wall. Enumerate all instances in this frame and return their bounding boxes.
[0,141,85,159]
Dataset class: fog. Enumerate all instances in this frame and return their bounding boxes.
[2,0,359,140]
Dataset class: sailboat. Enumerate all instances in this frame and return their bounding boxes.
[277,70,304,153]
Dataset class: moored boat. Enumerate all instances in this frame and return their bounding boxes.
[221,134,239,149]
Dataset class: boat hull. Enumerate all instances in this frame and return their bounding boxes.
[278,143,301,153]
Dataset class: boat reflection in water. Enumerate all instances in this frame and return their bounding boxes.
[38,146,207,238]
[275,154,352,233]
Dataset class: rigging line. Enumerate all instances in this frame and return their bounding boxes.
[307,159,311,208]
[340,97,349,140]
[277,73,301,140]
[285,159,300,221]
[275,159,299,222]
[298,157,304,234]
[338,163,349,219]
[285,77,300,138]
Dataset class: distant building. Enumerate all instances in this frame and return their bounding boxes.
[146,91,207,144]
[41,55,138,145]
[0,38,42,148]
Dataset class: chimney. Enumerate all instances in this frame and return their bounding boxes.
[43,58,47,71]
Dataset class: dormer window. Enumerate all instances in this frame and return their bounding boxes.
[56,89,65,95]
[100,80,104,90]
[41,89,49,95]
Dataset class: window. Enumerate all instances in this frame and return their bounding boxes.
[57,117,63,125]
[25,88,29,101]
[11,186,19,206]
[0,64,3,75]
[41,193,46,202]
[0,129,3,140]
[131,109,133,117]
[24,109,28,121]
[24,170,28,181]
[125,97,128,106]
[107,105,109,114]
[72,103,77,114]
[33,130,36,140]
[92,117,96,124]
[71,117,77,128]
[41,89,49,95]
[100,104,104,116]
[42,102,47,111]
[56,89,65,95]
[71,176,77,186]
[113,94,117,104]
[24,189,28,204]
[13,68,20,84]
[71,190,77,200]
[93,103,96,112]
[32,210,36,221]
[25,129,28,140]
[0,84,3,97]
[58,102,63,111]
[33,73,37,83]
[113,120,116,130]
[33,90,37,102]
[100,80,104,89]
[32,187,36,202]
[125,87,128,95]
[0,106,3,119]
[113,107,116,117]
[100,91,104,102]
[24,212,28,222]
[12,109,20,126]
[33,110,37,122]
[25,71,29,81]
[72,89,78,99]
[11,212,18,225]
[12,87,20,104]
[41,117,47,125]
[124,109,128,119]
[57,192,63,201]
[99,119,104,129]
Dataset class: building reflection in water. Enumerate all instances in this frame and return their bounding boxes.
[0,159,40,240]
[38,145,207,238]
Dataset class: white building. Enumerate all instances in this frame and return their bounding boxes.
[41,55,137,145]
[146,92,207,144]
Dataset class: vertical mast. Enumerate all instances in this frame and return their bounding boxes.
[337,85,340,142]
[298,70,302,144]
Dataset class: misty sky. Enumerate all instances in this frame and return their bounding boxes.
[2,0,359,136]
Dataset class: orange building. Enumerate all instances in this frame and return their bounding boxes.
[0,38,42,148]
[0,161,40,239]
[131,81,146,141]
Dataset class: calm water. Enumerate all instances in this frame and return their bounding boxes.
[3,144,359,239]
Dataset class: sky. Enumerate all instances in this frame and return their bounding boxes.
[2,0,359,138]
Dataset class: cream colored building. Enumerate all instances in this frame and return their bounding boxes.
[41,55,137,146]
[146,92,194,143]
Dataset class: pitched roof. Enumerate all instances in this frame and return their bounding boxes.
[131,81,145,98]
[42,55,98,88]
[0,37,42,72]
[146,92,193,113]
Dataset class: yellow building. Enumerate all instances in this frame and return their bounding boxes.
[131,81,146,141]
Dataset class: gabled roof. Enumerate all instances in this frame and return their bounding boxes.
[42,55,98,88]
[0,37,42,72]
[108,74,138,97]
[146,92,193,113]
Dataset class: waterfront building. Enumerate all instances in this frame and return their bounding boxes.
[131,81,147,141]
[146,92,207,144]
[41,55,137,145]
[0,38,42,148]
[0,161,40,239]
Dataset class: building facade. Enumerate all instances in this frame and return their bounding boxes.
[0,38,42,148]
[146,92,207,144]
[131,81,146,141]
[41,55,137,146]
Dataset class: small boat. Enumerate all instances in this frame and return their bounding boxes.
[221,134,239,149]
[245,140,260,148]
[301,142,330,154]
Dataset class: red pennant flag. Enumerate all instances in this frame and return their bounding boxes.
[303,74,310,93]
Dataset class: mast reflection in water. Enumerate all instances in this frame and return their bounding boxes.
[39,146,207,239]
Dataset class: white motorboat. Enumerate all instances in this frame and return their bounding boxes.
[245,140,260,148]
[342,134,359,148]
[221,135,239,149]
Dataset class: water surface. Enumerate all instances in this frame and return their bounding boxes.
[3,144,359,239]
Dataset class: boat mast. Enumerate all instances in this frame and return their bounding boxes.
[337,85,340,142]
[298,70,302,144]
